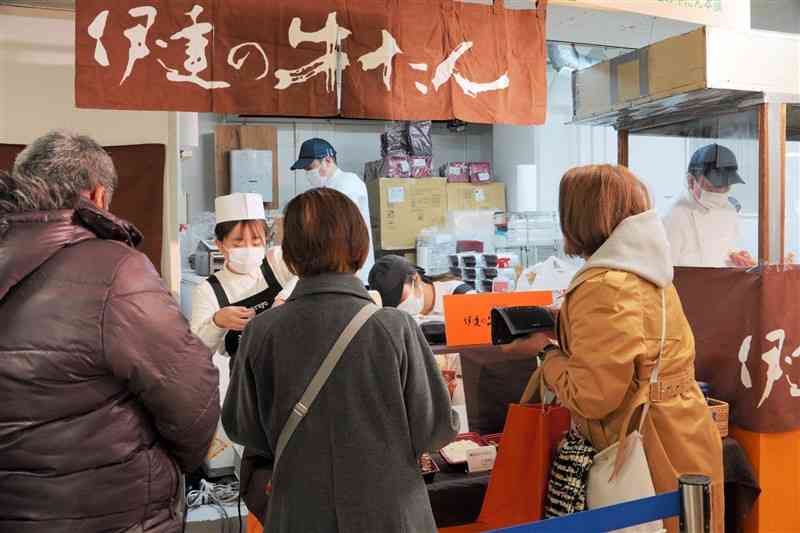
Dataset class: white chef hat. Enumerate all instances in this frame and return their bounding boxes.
[215,193,266,224]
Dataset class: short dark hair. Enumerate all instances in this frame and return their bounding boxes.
[559,164,651,258]
[282,188,369,277]
[214,219,268,242]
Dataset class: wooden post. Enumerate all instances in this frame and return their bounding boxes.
[758,103,787,264]
[618,129,629,167]
[780,105,787,263]
[759,104,770,263]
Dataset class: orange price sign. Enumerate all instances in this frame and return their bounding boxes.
[443,291,553,347]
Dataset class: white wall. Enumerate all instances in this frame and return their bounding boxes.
[751,0,800,34]
[0,7,170,146]
[180,116,493,220]
[492,66,617,213]
[0,6,180,292]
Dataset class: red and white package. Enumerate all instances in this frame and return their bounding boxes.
[409,156,433,177]
[385,156,411,178]
[441,162,469,183]
[468,162,493,183]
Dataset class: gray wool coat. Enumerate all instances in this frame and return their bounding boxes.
[222,273,458,533]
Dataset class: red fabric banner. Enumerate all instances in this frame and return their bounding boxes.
[74,0,547,124]
[674,266,800,433]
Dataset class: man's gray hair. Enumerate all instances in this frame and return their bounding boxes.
[0,130,117,214]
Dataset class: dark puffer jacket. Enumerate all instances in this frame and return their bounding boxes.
[0,201,220,533]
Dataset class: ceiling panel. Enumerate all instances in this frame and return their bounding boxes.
[0,0,700,49]
[0,0,75,10]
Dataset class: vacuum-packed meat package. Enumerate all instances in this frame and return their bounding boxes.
[365,156,411,179]
[468,162,493,183]
[408,121,433,156]
[381,122,410,157]
[409,156,433,177]
[440,162,469,183]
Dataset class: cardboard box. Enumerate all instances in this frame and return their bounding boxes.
[446,182,506,211]
[572,28,706,123]
[368,178,447,250]
[376,248,417,265]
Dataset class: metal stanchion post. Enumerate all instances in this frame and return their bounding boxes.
[679,474,711,533]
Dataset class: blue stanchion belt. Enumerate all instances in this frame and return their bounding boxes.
[488,490,680,533]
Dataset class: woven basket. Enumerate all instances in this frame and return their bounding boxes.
[707,398,729,438]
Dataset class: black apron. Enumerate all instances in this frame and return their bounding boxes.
[206,260,283,523]
[206,260,282,357]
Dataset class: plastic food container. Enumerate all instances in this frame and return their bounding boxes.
[482,267,499,280]
[460,254,478,268]
[462,268,480,281]
[440,433,487,465]
[417,228,456,277]
[420,453,440,484]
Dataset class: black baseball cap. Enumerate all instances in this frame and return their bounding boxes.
[368,255,421,308]
[688,144,745,187]
[290,138,337,171]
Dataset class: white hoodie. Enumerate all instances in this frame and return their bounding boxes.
[567,210,674,294]
[662,190,740,267]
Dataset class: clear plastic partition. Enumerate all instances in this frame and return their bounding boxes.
[496,211,564,267]
[786,105,800,263]
[628,109,760,268]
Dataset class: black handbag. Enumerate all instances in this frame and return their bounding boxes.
[490,306,555,346]
[420,321,447,345]
[544,428,597,518]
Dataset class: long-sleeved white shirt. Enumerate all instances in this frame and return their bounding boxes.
[326,168,375,284]
[662,191,741,267]
[190,246,292,354]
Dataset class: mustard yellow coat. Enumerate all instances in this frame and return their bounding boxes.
[542,267,724,533]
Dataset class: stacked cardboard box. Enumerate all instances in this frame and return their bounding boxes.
[369,178,506,252]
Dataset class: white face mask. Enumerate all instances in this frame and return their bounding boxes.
[397,285,424,316]
[227,246,265,274]
[307,168,329,188]
[696,189,731,210]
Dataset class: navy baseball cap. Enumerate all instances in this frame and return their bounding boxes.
[290,138,337,171]
[688,144,745,187]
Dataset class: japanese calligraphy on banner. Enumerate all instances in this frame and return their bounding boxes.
[551,0,741,29]
[674,266,800,433]
[74,0,548,125]
[444,291,553,347]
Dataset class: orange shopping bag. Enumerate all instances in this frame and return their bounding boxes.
[441,368,570,532]
[247,513,264,533]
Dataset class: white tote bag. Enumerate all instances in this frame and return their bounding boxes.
[586,291,667,533]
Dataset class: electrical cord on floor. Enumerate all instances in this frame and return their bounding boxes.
[186,479,241,533]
